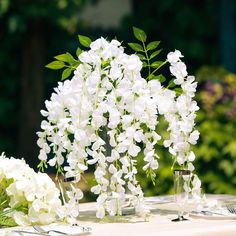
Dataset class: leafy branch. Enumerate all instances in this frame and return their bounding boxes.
[128,27,166,82]
[45,35,92,81]
[129,27,183,92]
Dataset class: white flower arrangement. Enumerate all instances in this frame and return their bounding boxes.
[0,152,63,226]
[38,27,201,218]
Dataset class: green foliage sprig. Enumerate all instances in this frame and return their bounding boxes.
[45,35,92,80]
[128,27,183,97]
[46,27,170,86]
[128,27,167,82]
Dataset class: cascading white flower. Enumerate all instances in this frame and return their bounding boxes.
[37,39,200,218]
[164,49,200,196]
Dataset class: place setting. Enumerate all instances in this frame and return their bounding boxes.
[169,169,236,221]
[188,202,236,220]
[144,169,236,222]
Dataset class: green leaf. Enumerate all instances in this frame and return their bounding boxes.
[133,26,147,42]
[168,79,175,88]
[0,214,17,227]
[0,179,11,211]
[54,53,68,62]
[76,47,82,57]
[142,61,148,67]
[140,123,149,132]
[78,35,92,48]
[151,61,163,68]
[61,68,72,80]
[146,168,156,186]
[150,49,162,60]
[148,74,154,79]
[174,87,183,95]
[152,74,166,83]
[45,61,65,70]
[128,43,143,52]
[37,160,48,172]
[65,52,75,64]
[71,60,80,68]
[54,53,76,65]
[147,41,160,51]
[137,53,146,61]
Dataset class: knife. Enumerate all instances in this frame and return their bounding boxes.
[12,229,92,235]
[192,210,227,216]
[12,230,50,235]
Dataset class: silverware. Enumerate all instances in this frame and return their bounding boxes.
[201,210,227,216]
[226,205,236,214]
[33,225,67,235]
[33,225,92,235]
[12,230,49,235]
[192,210,227,216]
[71,223,92,233]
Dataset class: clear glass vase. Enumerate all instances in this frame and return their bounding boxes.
[172,169,191,222]
[58,176,82,224]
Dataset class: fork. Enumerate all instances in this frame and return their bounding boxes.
[33,225,67,235]
[33,225,92,235]
[226,205,236,214]
[72,223,92,232]
[12,230,49,235]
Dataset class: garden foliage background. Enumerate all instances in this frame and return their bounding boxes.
[0,0,236,200]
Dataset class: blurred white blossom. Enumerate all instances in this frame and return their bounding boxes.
[0,153,63,226]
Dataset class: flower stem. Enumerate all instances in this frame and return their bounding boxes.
[141,40,151,77]
[147,60,168,80]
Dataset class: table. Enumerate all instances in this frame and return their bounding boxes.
[1,194,236,236]
[77,194,236,236]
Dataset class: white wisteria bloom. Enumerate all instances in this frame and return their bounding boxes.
[165,50,200,196]
[167,49,183,64]
[37,37,200,218]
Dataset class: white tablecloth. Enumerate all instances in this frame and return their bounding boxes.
[77,194,236,236]
[1,194,236,236]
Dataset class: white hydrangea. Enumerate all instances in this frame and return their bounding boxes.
[0,152,63,226]
[37,38,200,218]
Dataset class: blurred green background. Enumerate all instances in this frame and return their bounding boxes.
[0,0,236,200]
